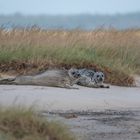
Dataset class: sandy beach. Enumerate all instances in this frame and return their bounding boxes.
[0,84,140,111]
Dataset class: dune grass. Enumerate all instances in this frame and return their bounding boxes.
[0,28,140,86]
[0,107,75,140]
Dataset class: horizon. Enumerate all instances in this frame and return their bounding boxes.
[1,11,140,16]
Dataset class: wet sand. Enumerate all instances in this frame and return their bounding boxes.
[44,110,140,140]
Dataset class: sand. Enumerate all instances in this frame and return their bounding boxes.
[0,84,140,111]
[0,83,140,140]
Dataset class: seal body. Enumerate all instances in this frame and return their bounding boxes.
[0,69,80,89]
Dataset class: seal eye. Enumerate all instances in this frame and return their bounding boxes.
[72,72,75,75]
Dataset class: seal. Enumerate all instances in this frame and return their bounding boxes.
[70,68,109,88]
[0,69,81,89]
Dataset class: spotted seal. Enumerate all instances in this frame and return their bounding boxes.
[70,68,109,88]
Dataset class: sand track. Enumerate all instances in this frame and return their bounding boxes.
[0,84,140,111]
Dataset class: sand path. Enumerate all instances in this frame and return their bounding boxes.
[0,84,139,111]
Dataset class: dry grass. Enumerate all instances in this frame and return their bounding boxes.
[0,27,140,86]
[0,107,75,140]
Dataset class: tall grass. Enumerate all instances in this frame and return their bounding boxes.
[0,28,140,85]
[0,107,75,140]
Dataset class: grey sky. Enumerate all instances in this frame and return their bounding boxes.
[0,0,140,15]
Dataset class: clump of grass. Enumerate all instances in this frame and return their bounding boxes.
[0,107,75,140]
[0,28,140,86]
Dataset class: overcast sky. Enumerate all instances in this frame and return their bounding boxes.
[0,0,140,15]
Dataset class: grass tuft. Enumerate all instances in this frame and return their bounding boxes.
[0,107,75,140]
